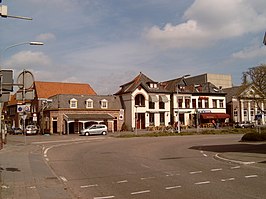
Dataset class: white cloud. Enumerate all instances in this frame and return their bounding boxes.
[145,0,266,48]
[4,51,51,69]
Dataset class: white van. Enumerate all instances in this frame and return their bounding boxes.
[80,124,108,136]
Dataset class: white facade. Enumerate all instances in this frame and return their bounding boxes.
[130,88,171,129]
[173,93,227,126]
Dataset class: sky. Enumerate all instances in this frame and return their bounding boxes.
[1,0,266,94]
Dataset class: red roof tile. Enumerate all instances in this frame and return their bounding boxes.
[34,81,96,99]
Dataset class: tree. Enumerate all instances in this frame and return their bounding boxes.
[242,64,266,114]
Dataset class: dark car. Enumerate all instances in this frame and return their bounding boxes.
[10,127,23,135]
[235,121,255,128]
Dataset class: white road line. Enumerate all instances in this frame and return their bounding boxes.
[245,175,258,178]
[59,176,68,182]
[141,176,155,180]
[141,164,151,168]
[215,154,256,165]
[94,196,115,199]
[195,181,210,185]
[221,178,235,182]
[190,171,202,174]
[203,154,208,157]
[45,158,49,162]
[116,180,128,184]
[211,168,222,172]
[131,190,151,195]
[165,185,182,190]
[80,184,98,188]
[231,166,240,169]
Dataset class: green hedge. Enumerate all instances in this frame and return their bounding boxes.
[241,132,266,141]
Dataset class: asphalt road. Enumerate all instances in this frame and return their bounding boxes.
[43,134,266,199]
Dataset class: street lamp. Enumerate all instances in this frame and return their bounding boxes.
[135,105,139,134]
[176,74,190,133]
[1,41,44,58]
[0,41,44,148]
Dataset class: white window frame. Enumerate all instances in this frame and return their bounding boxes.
[101,99,108,109]
[86,99,93,108]
[70,98,77,108]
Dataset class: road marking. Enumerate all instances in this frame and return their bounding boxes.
[231,166,240,169]
[116,180,128,184]
[141,164,151,168]
[165,185,182,190]
[131,190,150,195]
[190,171,202,174]
[28,186,36,189]
[80,184,98,188]
[201,151,208,157]
[215,154,256,165]
[141,176,155,180]
[221,178,235,182]
[195,181,210,185]
[211,168,222,172]
[59,176,68,182]
[94,196,115,199]
[245,175,258,178]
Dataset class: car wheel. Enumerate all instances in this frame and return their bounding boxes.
[85,132,89,136]
[102,131,107,135]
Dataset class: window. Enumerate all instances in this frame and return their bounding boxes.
[101,99,108,109]
[178,98,182,108]
[159,101,165,109]
[234,109,238,117]
[198,99,202,108]
[149,113,155,125]
[212,99,217,108]
[185,98,190,108]
[204,99,209,108]
[160,112,165,125]
[149,102,155,109]
[219,100,224,108]
[86,99,93,108]
[244,109,247,117]
[70,98,77,108]
[192,99,196,108]
[251,109,254,117]
[135,94,145,107]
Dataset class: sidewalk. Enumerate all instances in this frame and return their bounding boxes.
[0,135,72,199]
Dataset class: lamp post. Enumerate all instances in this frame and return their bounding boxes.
[0,41,44,148]
[176,74,190,133]
[135,105,139,134]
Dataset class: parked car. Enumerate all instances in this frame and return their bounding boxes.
[80,124,108,136]
[12,127,23,135]
[25,125,39,135]
[235,121,255,128]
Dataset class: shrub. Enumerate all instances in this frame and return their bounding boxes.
[241,132,266,142]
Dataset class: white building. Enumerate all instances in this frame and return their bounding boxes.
[115,72,230,130]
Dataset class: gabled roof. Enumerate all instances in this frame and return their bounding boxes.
[223,84,263,103]
[34,81,96,99]
[115,72,169,95]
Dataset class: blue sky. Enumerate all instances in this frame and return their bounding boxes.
[1,0,266,94]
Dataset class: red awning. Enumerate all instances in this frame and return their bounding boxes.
[200,113,230,119]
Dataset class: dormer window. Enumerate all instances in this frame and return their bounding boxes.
[70,98,77,108]
[149,83,158,89]
[86,99,93,108]
[101,99,108,109]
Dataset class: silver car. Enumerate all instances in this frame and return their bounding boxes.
[25,125,38,135]
[80,124,108,136]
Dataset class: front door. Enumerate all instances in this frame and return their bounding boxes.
[136,113,145,129]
